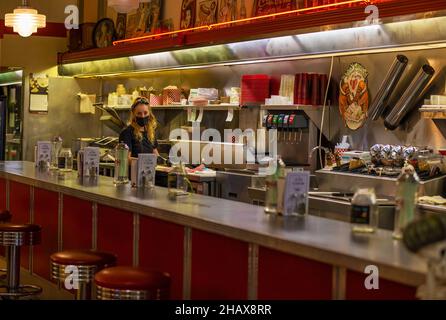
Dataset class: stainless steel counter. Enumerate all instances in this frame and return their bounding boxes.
[0,161,427,286]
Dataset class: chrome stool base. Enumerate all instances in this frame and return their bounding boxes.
[0,224,42,299]
[97,286,152,300]
[51,262,97,300]
[0,284,42,299]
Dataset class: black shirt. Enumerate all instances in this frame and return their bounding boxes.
[119,126,158,157]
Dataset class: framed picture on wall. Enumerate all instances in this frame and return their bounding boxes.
[218,0,237,23]
[145,0,163,34]
[252,0,276,16]
[93,18,116,48]
[29,73,49,113]
[197,0,218,26]
[252,0,297,17]
[115,13,127,40]
[126,12,139,38]
[238,0,248,19]
[274,0,297,13]
[180,0,196,29]
[126,0,164,38]
[136,2,151,36]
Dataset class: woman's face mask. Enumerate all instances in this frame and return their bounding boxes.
[136,116,150,127]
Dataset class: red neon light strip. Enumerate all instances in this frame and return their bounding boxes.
[113,0,370,46]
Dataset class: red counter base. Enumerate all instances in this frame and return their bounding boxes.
[258,247,332,300]
[0,177,420,300]
[346,270,418,300]
[191,230,249,300]
[0,179,5,258]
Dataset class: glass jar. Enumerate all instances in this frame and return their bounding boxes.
[51,137,63,170]
[116,84,126,96]
[58,148,73,172]
[351,188,378,233]
[168,162,189,199]
[114,143,129,185]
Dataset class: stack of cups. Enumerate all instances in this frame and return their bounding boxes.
[295,73,329,106]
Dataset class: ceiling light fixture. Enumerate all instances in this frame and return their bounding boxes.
[4,0,46,37]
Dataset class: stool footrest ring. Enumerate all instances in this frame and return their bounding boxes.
[0,284,43,298]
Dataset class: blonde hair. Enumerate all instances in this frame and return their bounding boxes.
[129,97,157,143]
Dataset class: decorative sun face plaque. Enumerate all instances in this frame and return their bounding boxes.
[339,63,370,130]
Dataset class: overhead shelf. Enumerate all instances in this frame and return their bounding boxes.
[58,0,446,78]
[260,104,324,111]
[420,105,446,119]
[107,104,240,111]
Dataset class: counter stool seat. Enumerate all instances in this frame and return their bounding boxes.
[0,223,42,299]
[50,250,117,300]
[51,250,117,267]
[95,266,171,300]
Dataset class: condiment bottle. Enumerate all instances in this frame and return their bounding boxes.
[393,163,420,239]
[264,156,286,214]
[114,142,129,185]
[351,188,378,233]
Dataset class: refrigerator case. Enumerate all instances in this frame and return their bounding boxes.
[0,85,23,160]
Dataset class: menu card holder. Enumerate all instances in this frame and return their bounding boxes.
[83,147,100,177]
[35,141,52,168]
[282,171,310,216]
[136,154,157,188]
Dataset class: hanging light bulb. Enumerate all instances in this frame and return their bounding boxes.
[108,0,140,14]
[4,0,46,38]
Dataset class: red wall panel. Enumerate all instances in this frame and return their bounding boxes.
[62,195,93,251]
[9,181,30,269]
[33,188,59,280]
[97,205,133,266]
[345,270,417,300]
[0,179,7,210]
[191,230,249,300]
[139,216,184,299]
[258,247,332,300]
[0,179,6,258]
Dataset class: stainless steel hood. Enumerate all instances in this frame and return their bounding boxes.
[59,13,446,78]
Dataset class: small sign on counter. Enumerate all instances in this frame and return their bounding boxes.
[137,154,157,188]
[282,171,310,216]
[131,154,157,188]
[83,147,100,177]
[35,141,52,167]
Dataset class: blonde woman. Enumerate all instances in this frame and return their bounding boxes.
[119,97,159,158]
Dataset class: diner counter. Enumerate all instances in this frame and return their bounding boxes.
[0,161,427,299]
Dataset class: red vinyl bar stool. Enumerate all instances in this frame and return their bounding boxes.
[50,250,117,300]
[94,266,171,300]
[0,223,42,299]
